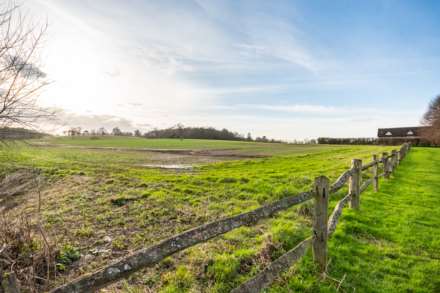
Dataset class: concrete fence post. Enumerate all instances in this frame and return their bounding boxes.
[372,154,379,192]
[349,159,362,209]
[313,176,329,273]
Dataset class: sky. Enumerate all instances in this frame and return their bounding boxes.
[26,0,440,139]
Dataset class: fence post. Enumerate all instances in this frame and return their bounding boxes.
[382,152,389,179]
[390,152,395,173]
[403,143,408,158]
[372,154,378,192]
[391,150,398,171]
[313,176,329,273]
[349,159,362,209]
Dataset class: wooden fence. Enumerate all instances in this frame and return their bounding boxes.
[46,143,411,293]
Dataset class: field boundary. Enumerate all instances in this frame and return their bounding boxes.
[44,144,411,293]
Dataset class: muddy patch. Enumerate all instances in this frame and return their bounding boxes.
[140,164,194,170]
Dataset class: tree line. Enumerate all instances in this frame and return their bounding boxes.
[66,125,283,143]
[0,127,44,140]
[317,137,378,145]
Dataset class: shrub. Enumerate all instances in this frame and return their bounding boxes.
[56,244,80,271]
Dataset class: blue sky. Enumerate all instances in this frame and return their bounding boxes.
[29,0,440,139]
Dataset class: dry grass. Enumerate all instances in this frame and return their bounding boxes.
[0,213,57,292]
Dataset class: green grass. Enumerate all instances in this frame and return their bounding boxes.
[0,142,398,291]
[268,147,440,292]
[39,136,286,150]
[35,136,342,155]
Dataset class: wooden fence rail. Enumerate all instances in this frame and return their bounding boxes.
[47,143,411,293]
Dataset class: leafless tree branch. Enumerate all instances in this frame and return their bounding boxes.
[421,95,440,145]
[0,1,52,133]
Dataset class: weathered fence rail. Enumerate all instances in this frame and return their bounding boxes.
[48,143,411,293]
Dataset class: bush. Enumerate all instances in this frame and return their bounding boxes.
[56,244,80,271]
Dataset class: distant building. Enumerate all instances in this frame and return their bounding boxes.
[377,126,428,145]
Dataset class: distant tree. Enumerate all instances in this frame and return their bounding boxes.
[255,136,269,142]
[246,132,253,141]
[421,95,440,145]
[141,126,283,143]
[112,127,122,136]
[134,129,142,137]
[67,127,81,136]
[422,95,440,125]
[175,123,185,139]
[97,127,107,136]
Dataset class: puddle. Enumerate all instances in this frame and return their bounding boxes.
[141,164,193,170]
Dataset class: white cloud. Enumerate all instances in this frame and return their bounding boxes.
[40,108,146,134]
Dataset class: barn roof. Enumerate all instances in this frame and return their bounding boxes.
[377,126,427,138]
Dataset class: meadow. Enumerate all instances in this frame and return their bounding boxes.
[2,136,428,293]
[269,147,440,292]
[40,136,278,150]
[34,136,339,156]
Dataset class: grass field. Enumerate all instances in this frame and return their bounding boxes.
[268,147,440,292]
[35,136,339,156]
[3,138,430,293]
[41,136,276,149]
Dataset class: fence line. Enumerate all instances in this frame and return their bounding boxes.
[230,237,312,293]
[49,143,411,293]
[229,143,410,292]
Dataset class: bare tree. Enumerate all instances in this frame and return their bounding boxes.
[0,2,50,130]
[422,95,440,125]
[112,126,122,136]
[421,95,440,145]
